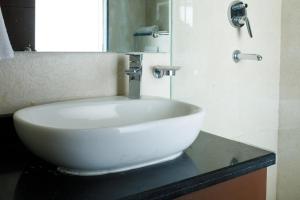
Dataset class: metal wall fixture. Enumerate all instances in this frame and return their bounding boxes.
[228,1,253,38]
[152,66,181,79]
[125,54,143,99]
[233,50,263,63]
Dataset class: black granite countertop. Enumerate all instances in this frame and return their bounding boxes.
[0,116,275,200]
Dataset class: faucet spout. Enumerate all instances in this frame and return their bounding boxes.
[125,54,143,99]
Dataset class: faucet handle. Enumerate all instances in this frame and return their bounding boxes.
[232,16,253,38]
[244,16,253,38]
[228,1,253,38]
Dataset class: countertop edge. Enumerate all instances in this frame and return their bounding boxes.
[0,115,277,200]
[123,153,276,200]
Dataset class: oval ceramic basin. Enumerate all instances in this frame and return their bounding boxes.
[14,96,205,176]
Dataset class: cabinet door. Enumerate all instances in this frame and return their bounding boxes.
[176,169,267,200]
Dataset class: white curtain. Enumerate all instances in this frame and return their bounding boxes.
[0,8,14,60]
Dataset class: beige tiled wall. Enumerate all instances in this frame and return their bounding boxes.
[0,52,170,115]
[172,0,281,199]
[278,0,300,199]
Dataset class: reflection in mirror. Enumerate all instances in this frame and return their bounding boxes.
[108,0,170,53]
[0,0,170,53]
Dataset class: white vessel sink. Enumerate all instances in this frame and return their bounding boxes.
[14,96,205,176]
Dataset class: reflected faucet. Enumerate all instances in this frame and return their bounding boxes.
[125,54,143,99]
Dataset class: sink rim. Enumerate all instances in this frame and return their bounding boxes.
[13,96,204,131]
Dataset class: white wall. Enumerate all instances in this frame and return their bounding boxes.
[172,0,281,200]
[0,52,170,114]
[278,0,300,199]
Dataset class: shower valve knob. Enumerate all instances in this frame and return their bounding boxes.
[228,1,253,38]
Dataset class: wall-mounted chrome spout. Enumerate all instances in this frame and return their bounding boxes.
[152,66,181,79]
[125,54,143,99]
[233,50,262,63]
[228,1,253,38]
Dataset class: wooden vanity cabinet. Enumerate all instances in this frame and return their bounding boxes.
[176,169,267,200]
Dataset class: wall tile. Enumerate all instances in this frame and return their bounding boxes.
[0,52,170,114]
[172,0,281,199]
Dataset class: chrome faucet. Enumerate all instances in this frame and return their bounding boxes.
[125,54,143,99]
[233,50,262,63]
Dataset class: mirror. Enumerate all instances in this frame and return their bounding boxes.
[0,0,170,53]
